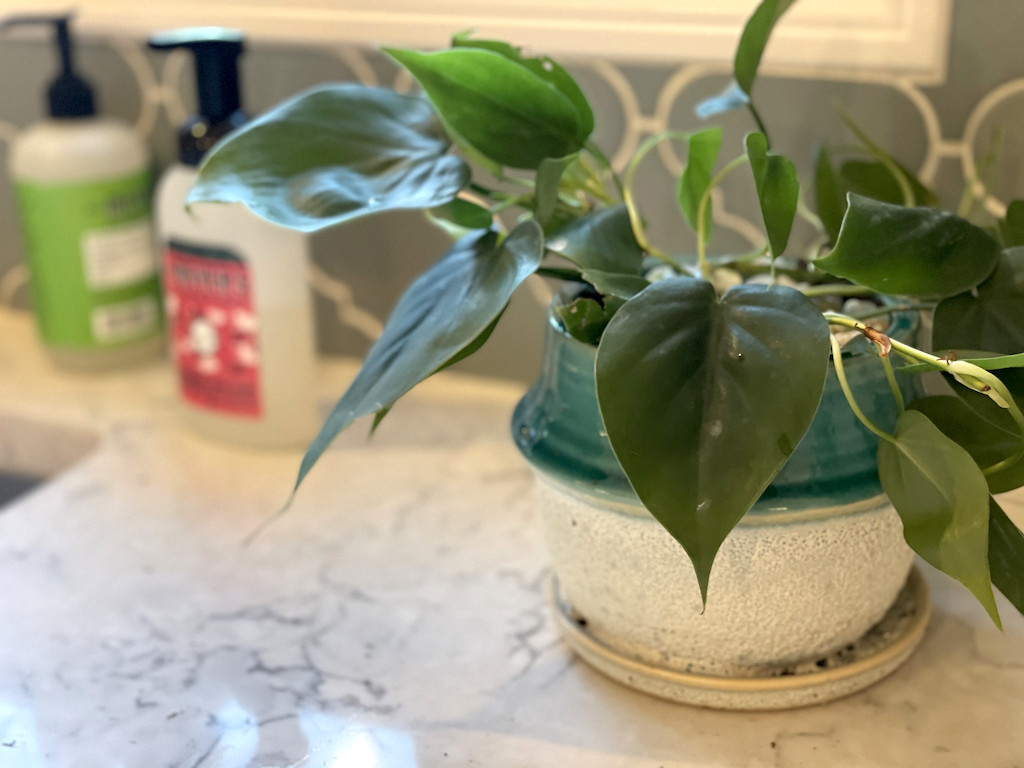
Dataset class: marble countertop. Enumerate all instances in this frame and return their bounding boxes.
[0,307,1021,768]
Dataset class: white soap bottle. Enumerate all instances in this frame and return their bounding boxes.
[4,15,163,370]
[149,29,318,448]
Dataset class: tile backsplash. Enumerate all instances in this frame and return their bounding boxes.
[0,0,1021,383]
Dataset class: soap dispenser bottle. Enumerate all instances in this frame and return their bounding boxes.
[149,29,318,449]
[3,14,163,370]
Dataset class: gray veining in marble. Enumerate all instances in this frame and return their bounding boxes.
[0,308,1021,768]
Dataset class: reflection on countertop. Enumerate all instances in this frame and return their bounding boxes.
[0,306,1021,768]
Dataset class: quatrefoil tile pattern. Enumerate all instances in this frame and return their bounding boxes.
[0,9,1021,381]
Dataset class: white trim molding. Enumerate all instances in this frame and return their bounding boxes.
[3,0,952,82]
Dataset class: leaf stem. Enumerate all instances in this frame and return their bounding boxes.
[747,102,770,148]
[829,333,897,443]
[881,354,905,413]
[623,131,691,266]
[800,284,876,298]
[697,155,750,279]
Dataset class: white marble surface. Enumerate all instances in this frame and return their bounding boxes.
[0,307,1021,768]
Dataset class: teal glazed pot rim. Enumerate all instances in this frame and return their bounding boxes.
[512,286,921,516]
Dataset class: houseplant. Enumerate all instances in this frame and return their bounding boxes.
[190,0,1024,704]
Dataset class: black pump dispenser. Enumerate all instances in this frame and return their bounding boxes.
[148,28,246,166]
[0,14,95,118]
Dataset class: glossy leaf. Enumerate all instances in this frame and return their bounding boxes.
[734,0,798,95]
[813,144,845,245]
[430,198,494,232]
[909,396,1024,494]
[877,410,1000,626]
[815,194,1001,298]
[989,497,1024,615]
[695,82,749,120]
[580,269,648,300]
[190,84,469,231]
[595,278,830,600]
[546,205,645,277]
[998,200,1024,247]
[292,222,543,492]
[451,33,595,140]
[678,127,723,245]
[385,47,591,169]
[745,132,799,259]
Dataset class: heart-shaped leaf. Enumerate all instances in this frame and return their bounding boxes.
[815,194,1001,298]
[554,295,625,346]
[678,127,723,245]
[595,278,830,600]
[190,84,469,231]
[292,222,543,492]
[989,497,1024,615]
[877,409,1000,626]
[385,47,591,169]
[909,396,1024,494]
[746,132,799,259]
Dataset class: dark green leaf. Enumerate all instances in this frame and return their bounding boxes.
[451,34,595,140]
[292,222,543,492]
[555,295,625,345]
[909,396,1024,494]
[877,409,1000,626]
[813,144,845,245]
[535,154,578,226]
[989,497,1024,615]
[190,84,469,231]
[815,194,1001,299]
[734,0,798,95]
[745,132,799,259]
[595,278,829,601]
[934,247,1024,355]
[998,200,1024,247]
[579,269,648,300]
[678,127,723,245]
[546,205,645,277]
[385,47,591,169]
[694,81,749,120]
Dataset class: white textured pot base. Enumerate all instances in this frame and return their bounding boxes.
[550,567,930,710]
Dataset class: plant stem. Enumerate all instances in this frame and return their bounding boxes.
[881,354,905,413]
[623,131,691,266]
[697,155,750,279]
[800,284,876,298]
[747,102,770,147]
[584,139,624,199]
[829,334,896,443]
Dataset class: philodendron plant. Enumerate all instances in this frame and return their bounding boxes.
[190,1,1024,625]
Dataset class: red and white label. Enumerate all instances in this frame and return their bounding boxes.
[164,242,262,417]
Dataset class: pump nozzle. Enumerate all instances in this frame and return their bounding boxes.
[148,28,247,166]
[0,13,95,118]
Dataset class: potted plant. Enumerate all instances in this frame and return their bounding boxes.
[189,0,1024,708]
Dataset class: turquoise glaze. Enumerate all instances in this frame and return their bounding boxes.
[511,300,920,513]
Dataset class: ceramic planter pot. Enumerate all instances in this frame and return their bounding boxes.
[512,298,930,709]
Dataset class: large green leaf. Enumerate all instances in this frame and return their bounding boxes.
[815,194,1001,299]
[385,47,591,169]
[877,410,1000,626]
[545,205,646,291]
[745,132,799,259]
[989,497,1024,615]
[734,0,798,95]
[189,84,469,231]
[292,222,543,491]
[678,127,723,245]
[595,278,830,600]
[909,396,1024,494]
